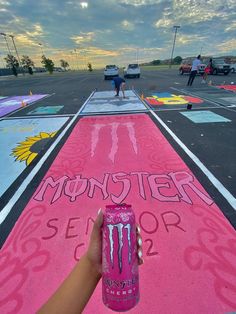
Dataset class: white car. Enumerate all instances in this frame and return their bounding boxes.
[124,64,140,78]
[230,63,236,73]
[104,65,119,80]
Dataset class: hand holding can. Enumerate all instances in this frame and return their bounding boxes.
[102,204,140,312]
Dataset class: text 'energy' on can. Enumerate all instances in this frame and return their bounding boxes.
[102,204,139,312]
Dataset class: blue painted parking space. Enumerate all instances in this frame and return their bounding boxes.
[180,110,232,123]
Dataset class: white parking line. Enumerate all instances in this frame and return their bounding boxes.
[80,109,148,116]
[148,108,236,210]
[0,90,95,225]
[149,106,220,112]
[5,114,75,119]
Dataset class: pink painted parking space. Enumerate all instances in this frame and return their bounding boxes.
[216,85,236,92]
[1,113,235,313]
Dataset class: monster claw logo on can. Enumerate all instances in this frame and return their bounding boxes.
[102,204,139,312]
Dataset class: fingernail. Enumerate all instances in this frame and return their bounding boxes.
[138,238,142,246]
[138,250,143,259]
[97,208,102,215]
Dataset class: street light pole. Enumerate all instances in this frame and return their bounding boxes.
[38,43,44,56]
[81,48,87,70]
[71,51,76,70]
[169,25,180,68]
[0,32,12,55]
[74,49,80,70]
[136,48,139,64]
[9,34,25,75]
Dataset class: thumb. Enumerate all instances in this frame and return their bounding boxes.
[95,208,103,228]
[91,209,103,239]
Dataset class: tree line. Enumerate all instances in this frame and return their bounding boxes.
[3,54,70,76]
[142,56,183,66]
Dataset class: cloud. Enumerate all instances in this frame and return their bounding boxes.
[0,0,10,12]
[178,34,207,45]
[0,14,47,57]
[71,32,95,44]
[118,0,160,5]
[217,39,236,53]
[80,2,88,8]
[2,15,45,40]
[0,0,236,67]
[119,46,163,53]
[66,0,88,8]
[81,46,119,58]
[0,0,10,5]
[25,24,44,37]
[155,18,173,28]
[13,23,45,52]
[225,21,236,32]
[121,20,135,31]
[172,0,229,23]
[49,46,120,69]
[155,0,236,29]
[118,46,166,64]
[15,34,40,47]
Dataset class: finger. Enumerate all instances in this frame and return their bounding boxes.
[136,225,143,265]
[137,236,142,248]
[136,225,142,249]
[94,208,103,228]
[90,209,103,241]
[136,225,141,235]
[137,248,144,265]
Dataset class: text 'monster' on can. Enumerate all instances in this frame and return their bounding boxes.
[102,204,139,312]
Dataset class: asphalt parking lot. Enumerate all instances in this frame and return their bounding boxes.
[0,68,236,313]
[1,68,235,231]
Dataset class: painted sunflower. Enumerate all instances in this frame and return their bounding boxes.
[12,131,57,166]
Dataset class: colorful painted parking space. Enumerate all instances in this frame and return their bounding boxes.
[81,90,147,114]
[0,117,69,198]
[0,95,49,118]
[144,91,206,111]
[176,85,236,108]
[0,78,236,314]
[144,85,236,111]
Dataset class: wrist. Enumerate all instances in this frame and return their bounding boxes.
[83,254,102,282]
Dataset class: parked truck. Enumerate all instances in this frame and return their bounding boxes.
[211,59,231,75]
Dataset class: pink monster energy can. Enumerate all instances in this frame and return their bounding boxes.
[102,204,139,312]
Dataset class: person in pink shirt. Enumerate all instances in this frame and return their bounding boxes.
[201,58,213,83]
[202,66,211,83]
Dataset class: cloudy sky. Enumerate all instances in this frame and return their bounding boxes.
[0,0,236,68]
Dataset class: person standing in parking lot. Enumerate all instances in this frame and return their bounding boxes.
[202,58,213,83]
[113,75,126,98]
[187,55,201,86]
[209,58,213,74]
